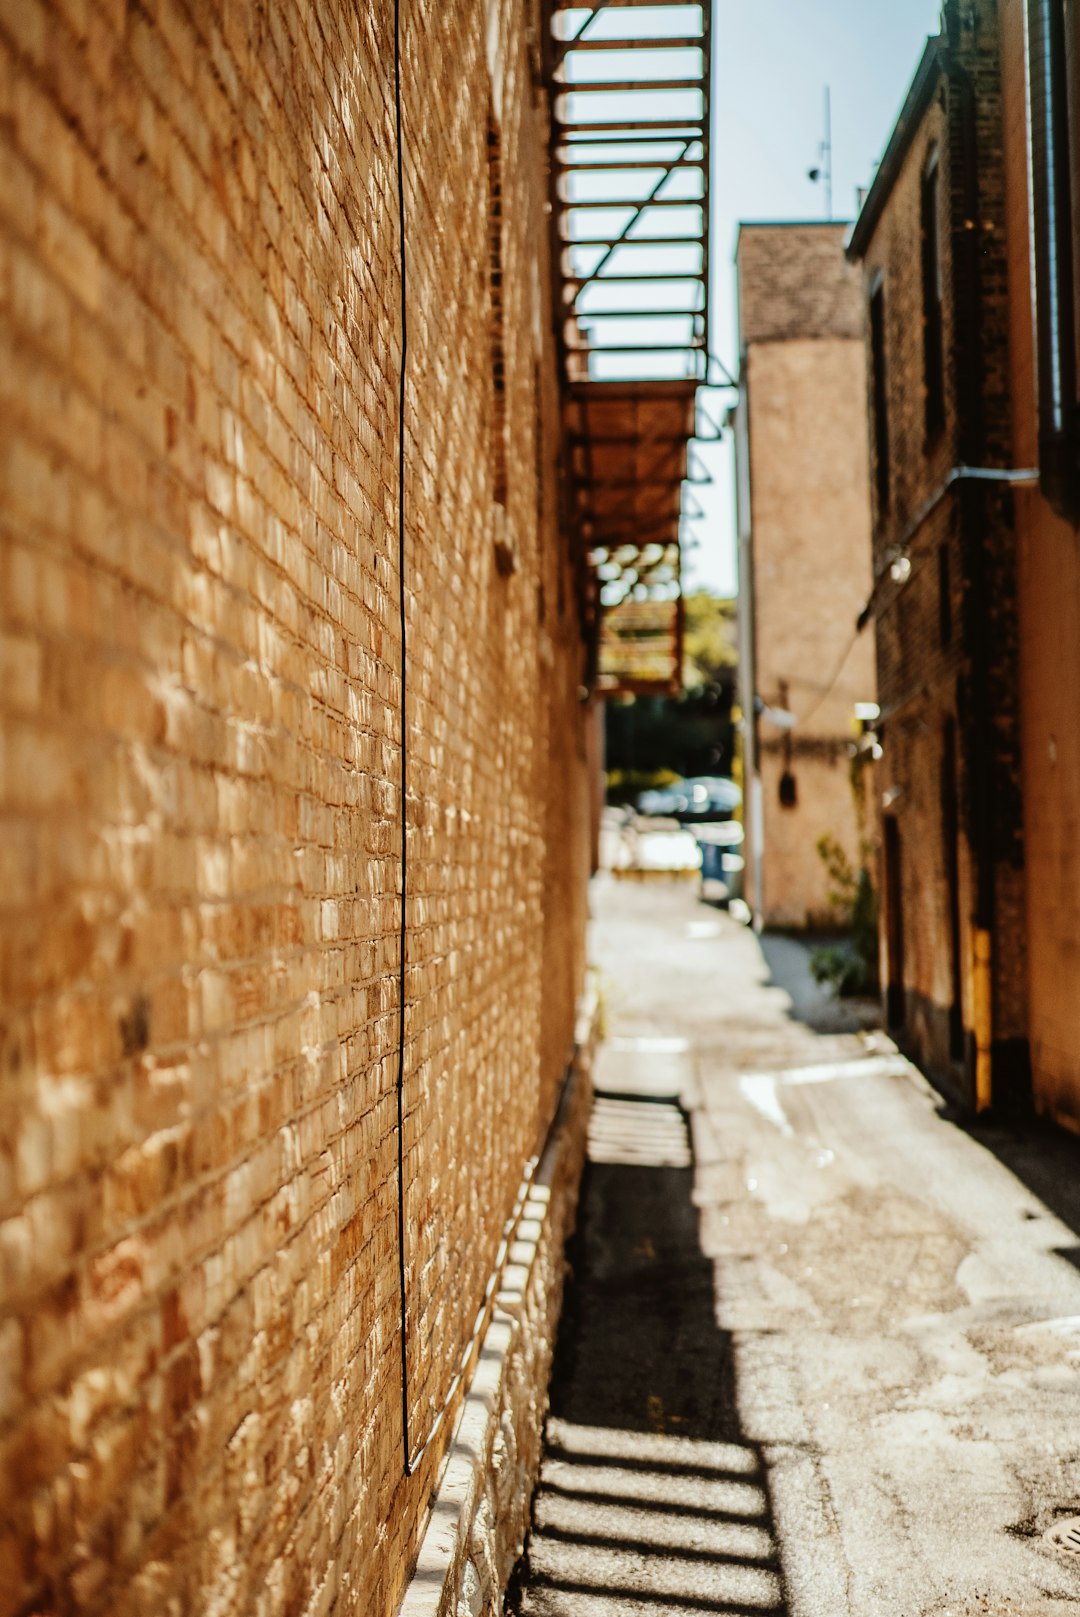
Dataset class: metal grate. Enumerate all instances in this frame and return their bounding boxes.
[1045,1517,1080,1556]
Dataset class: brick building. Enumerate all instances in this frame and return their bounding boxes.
[997,0,1080,1130]
[734,223,876,931]
[847,0,1029,1110]
[0,0,717,1611]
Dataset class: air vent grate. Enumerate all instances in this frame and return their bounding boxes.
[1045,1517,1080,1556]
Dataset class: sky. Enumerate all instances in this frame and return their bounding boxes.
[686,0,943,596]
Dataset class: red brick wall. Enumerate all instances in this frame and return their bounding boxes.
[853,0,1027,1099]
[0,1,590,1613]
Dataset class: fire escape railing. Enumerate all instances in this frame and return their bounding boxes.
[546,0,712,693]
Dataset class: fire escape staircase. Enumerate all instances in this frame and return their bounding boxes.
[545,0,713,693]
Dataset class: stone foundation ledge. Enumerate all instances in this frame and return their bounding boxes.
[397,983,599,1617]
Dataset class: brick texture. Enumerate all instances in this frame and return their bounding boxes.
[738,224,867,345]
[737,225,876,930]
[999,0,1080,1128]
[852,0,1028,1103]
[0,2,590,1614]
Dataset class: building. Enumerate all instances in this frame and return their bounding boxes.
[734,222,876,931]
[847,0,1029,1111]
[0,2,711,1613]
[997,0,1080,1131]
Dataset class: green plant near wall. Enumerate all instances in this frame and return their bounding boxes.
[810,833,880,996]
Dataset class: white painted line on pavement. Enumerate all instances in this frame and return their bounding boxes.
[743,1054,912,1088]
[739,1075,793,1137]
[739,1053,913,1136]
[608,1036,690,1053]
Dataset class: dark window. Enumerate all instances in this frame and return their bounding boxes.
[921,149,945,438]
[937,542,952,647]
[869,277,890,515]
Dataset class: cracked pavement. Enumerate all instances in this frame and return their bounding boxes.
[510,876,1080,1616]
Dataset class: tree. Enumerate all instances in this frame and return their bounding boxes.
[682,591,737,690]
[605,591,738,798]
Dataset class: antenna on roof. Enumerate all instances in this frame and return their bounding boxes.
[806,86,833,220]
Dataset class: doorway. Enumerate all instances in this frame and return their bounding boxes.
[941,719,964,1060]
[883,816,906,1029]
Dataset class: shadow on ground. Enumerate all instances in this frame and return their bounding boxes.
[967,1113,1080,1268]
[506,1086,789,1616]
[757,932,879,1036]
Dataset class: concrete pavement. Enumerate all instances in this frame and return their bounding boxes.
[509,875,1080,1616]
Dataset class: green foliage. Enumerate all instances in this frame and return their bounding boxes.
[605,767,682,806]
[816,833,858,912]
[809,943,870,997]
[682,592,738,690]
[810,834,880,997]
[604,593,737,788]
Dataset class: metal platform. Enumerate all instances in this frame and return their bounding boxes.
[546,0,712,693]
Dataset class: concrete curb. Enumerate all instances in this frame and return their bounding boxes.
[397,985,599,1617]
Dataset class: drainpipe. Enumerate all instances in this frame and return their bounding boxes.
[858,466,1039,610]
[950,48,1001,1114]
[732,373,763,926]
[1027,0,1078,517]
[853,459,1037,1114]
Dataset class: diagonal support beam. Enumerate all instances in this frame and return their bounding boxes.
[564,141,694,300]
[553,0,615,71]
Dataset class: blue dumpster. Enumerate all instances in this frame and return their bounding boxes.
[695,822,744,905]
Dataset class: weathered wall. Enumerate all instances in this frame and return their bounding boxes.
[737,227,875,931]
[999,0,1080,1129]
[852,0,1027,1102]
[0,1,590,1614]
[855,72,974,1083]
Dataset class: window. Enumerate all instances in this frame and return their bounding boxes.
[921,147,945,439]
[869,275,890,515]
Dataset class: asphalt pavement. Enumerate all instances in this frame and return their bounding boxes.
[508,875,1080,1617]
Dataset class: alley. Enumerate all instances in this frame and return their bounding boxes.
[511,876,1080,1616]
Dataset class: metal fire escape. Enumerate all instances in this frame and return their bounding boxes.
[546,0,712,693]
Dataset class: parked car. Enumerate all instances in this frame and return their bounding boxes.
[679,776,742,820]
[636,775,741,822]
[635,783,689,817]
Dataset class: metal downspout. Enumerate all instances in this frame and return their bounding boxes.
[1026,0,1078,516]
[951,53,996,1112]
[732,372,762,927]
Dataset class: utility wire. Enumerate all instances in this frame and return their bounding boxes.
[393,0,411,1477]
[793,628,861,731]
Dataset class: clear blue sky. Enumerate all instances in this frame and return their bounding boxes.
[687,0,943,596]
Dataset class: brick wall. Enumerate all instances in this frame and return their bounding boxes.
[738,225,866,345]
[0,2,590,1614]
[852,0,1028,1102]
[999,0,1080,1128]
[737,226,876,930]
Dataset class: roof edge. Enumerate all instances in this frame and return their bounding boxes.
[846,36,947,262]
[735,218,854,234]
